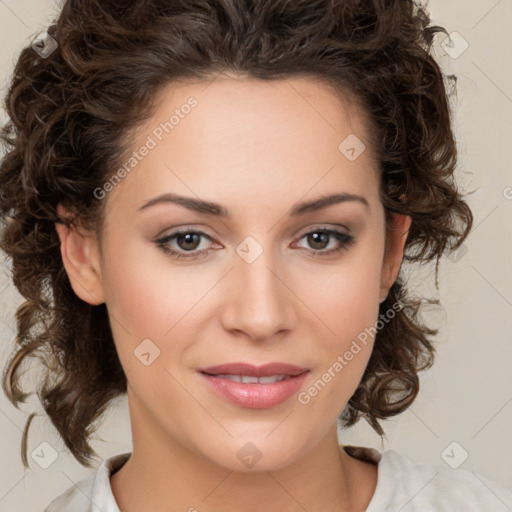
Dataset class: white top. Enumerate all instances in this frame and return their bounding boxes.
[44,445,512,511]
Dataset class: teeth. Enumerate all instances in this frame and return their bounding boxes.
[214,374,289,384]
[258,374,288,384]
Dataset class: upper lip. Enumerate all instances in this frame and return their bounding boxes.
[199,362,310,377]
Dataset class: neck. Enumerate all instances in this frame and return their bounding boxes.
[110,391,377,512]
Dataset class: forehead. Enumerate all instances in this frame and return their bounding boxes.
[149,73,372,148]
[104,74,380,219]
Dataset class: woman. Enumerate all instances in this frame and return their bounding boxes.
[1,0,510,511]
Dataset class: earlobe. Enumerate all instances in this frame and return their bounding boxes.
[379,213,412,303]
[55,204,105,305]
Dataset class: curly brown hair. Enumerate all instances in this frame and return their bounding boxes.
[0,0,473,468]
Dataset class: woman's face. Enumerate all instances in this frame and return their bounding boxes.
[58,74,410,471]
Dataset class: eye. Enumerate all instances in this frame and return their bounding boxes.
[155,229,215,260]
[155,227,356,261]
[292,228,355,256]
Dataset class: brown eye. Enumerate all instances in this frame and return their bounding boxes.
[155,230,214,260]
[294,229,355,256]
[175,232,202,251]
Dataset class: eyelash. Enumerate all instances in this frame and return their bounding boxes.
[155,227,355,261]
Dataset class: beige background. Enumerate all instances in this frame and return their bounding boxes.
[0,0,511,510]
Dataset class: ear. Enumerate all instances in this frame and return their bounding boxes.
[54,204,105,305]
[379,213,412,303]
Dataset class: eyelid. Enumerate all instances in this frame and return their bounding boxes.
[295,222,351,235]
[154,223,352,245]
[154,224,355,261]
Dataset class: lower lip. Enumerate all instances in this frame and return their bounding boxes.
[200,372,309,408]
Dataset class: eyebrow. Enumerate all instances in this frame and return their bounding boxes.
[138,192,370,217]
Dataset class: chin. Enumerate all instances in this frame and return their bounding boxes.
[198,437,302,473]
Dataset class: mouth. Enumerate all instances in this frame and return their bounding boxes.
[199,361,310,378]
[200,373,297,384]
[198,362,310,408]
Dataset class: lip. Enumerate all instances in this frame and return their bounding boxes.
[198,362,310,409]
[199,362,309,377]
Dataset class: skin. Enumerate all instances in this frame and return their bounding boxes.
[55,74,411,512]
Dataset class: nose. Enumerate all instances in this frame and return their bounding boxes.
[220,243,297,343]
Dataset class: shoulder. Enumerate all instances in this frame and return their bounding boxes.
[342,445,512,511]
[43,453,131,512]
[43,471,97,512]
[376,449,512,511]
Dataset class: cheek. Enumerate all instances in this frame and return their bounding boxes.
[295,247,383,408]
[100,235,220,388]
[300,275,381,417]
[99,236,182,370]
[101,231,194,332]
[301,249,383,340]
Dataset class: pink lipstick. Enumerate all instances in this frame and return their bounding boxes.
[199,362,310,409]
